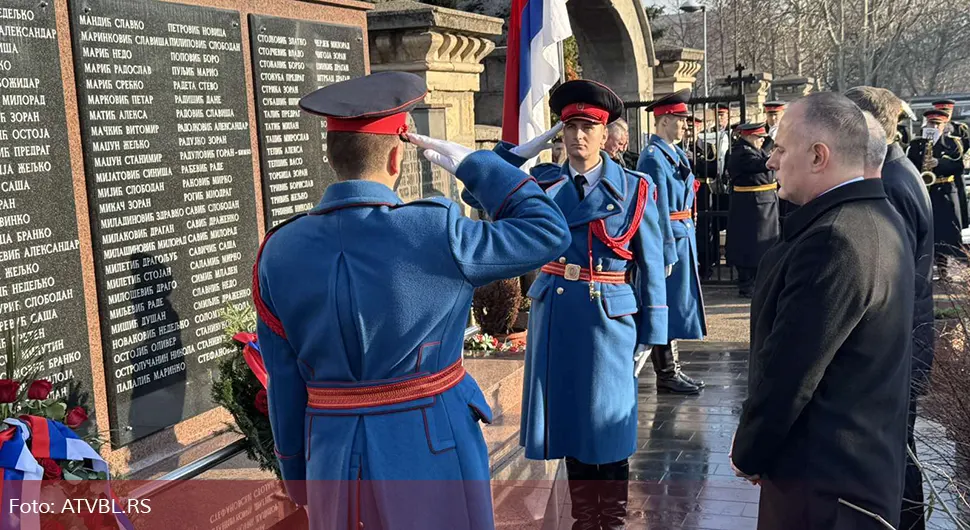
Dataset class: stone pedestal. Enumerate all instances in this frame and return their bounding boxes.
[772,76,815,102]
[715,72,772,124]
[368,1,503,150]
[653,47,703,97]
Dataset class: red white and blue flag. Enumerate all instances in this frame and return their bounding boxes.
[502,0,572,155]
[0,421,43,530]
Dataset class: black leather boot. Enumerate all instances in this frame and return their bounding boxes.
[566,458,600,530]
[599,459,629,530]
[651,344,700,394]
[669,341,705,389]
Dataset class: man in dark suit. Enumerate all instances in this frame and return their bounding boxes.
[846,85,934,530]
[731,92,914,530]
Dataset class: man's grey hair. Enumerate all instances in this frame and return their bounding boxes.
[794,92,869,171]
[843,86,902,141]
[862,111,887,176]
[607,118,629,139]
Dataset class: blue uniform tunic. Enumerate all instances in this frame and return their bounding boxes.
[464,145,668,465]
[637,135,708,340]
[256,150,570,530]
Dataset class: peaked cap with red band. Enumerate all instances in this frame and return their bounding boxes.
[764,101,786,113]
[932,99,956,113]
[924,109,950,123]
[716,103,730,115]
[738,122,768,137]
[299,71,427,135]
[550,79,624,125]
[647,88,691,118]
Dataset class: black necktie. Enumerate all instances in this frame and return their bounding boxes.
[574,174,587,201]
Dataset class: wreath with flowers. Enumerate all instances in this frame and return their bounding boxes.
[211,303,280,478]
[0,324,128,530]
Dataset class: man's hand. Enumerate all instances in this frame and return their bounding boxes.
[633,344,652,377]
[509,122,564,160]
[729,431,761,485]
[665,264,674,277]
[928,157,939,169]
[407,133,473,175]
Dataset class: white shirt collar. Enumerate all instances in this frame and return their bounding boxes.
[818,176,864,198]
[568,157,605,193]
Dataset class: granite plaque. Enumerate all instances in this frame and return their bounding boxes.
[249,15,365,228]
[396,106,458,203]
[0,1,97,411]
[68,0,259,446]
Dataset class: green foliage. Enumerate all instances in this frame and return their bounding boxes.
[210,303,281,478]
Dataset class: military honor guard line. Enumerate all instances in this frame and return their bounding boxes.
[255,68,962,529]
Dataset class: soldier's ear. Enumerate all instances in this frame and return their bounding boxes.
[388,142,403,178]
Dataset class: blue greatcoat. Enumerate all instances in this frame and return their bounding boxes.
[255,150,570,530]
[464,145,668,465]
[637,134,707,339]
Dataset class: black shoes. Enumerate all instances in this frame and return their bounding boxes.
[657,373,701,394]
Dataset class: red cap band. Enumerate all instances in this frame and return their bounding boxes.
[741,126,767,136]
[326,113,409,135]
[934,103,955,110]
[561,103,610,124]
[717,108,729,115]
[653,102,688,117]
[927,115,949,123]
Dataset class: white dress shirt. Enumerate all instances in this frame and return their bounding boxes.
[568,159,605,196]
[818,176,864,198]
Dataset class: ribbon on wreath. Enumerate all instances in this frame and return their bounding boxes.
[233,332,268,389]
[0,420,43,530]
[12,416,135,530]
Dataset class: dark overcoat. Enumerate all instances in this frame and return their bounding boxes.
[881,143,935,389]
[726,139,780,268]
[733,179,913,530]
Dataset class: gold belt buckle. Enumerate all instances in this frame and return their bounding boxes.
[563,264,581,281]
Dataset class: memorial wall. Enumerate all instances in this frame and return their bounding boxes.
[0,0,457,474]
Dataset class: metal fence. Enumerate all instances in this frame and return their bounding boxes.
[622,94,747,284]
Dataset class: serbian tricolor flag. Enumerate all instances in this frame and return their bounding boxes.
[502,0,572,152]
[14,417,135,530]
[0,420,43,530]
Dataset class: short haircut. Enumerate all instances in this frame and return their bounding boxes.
[843,86,902,141]
[326,131,399,179]
[862,111,888,174]
[794,92,868,170]
[607,118,629,139]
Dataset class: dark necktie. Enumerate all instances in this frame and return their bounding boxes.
[574,174,587,201]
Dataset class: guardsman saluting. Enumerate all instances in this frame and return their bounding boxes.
[253,71,570,530]
[636,89,708,395]
[726,123,780,297]
[465,79,668,530]
[915,108,967,279]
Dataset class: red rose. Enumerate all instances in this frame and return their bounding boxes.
[37,458,62,480]
[27,380,53,400]
[64,406,88,428]
[254,389,269,415]
[0,380,19,403]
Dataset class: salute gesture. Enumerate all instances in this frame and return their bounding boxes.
[509,122,564,160]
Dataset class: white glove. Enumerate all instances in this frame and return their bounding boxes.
[633,344,652,378]
[407,133,473,175]
[665,264,674,277]
[509,122,564,160]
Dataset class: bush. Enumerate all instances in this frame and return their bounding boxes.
[472,278,522,336]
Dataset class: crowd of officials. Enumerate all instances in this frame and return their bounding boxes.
[253,70,954,530]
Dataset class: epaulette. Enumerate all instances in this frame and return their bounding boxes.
[622,167,649,180]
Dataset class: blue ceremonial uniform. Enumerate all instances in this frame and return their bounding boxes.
[637,134,707,339]
[464,147,668,465]
[254,71,571,530]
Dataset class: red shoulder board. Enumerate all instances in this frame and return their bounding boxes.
[591,178,648,260]
[252,213,308,338]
